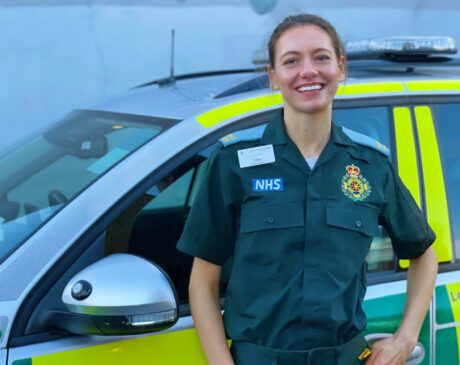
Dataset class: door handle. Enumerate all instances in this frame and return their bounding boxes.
[365,333,425,364]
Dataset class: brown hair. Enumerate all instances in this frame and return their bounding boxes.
[268,14,346,69]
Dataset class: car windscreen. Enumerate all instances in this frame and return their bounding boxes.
[0,110,178,264]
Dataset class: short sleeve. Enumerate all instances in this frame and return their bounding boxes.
[176,147,240,266]
[379,158,435,259]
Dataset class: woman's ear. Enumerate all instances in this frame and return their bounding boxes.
[267,65,279,90]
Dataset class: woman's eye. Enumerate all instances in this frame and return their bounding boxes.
[317,55,330,61]
[284,58,298,65]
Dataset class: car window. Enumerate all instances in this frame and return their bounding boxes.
[431,103,460,260]
[0,111,177,264]
[333,106,391,152]
[145,169,195,210]
[104,148,214,304]
[333,106,394,273]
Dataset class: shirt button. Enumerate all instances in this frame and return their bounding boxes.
[267,216,275,223]
[355,220,363,228]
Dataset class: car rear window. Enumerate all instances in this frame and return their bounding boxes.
[432,103,460,260]
[333,106,391,152]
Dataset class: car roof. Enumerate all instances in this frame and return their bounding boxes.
[91,72,258,120]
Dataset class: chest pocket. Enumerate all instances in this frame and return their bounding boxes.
[326,204,380,237]
[240,204,304,233]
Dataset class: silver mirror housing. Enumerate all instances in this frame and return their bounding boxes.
[50,254,178,336]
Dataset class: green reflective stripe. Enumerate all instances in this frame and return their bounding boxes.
[12,360,32,365]
[364,293,430,365]
[197,94,282,128]
[416,312,431,365]
[435,280,460,364]
[446,283,460,363]
[434,284,460,364]
[364,293,405,334]
[337,82,405,95]
[407,80,460,91]
[436,286,456,324]
[414,106,453,263]
[436,328,459,365]
[419,313,432,365]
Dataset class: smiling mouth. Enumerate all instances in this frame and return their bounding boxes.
[296,84,323,92]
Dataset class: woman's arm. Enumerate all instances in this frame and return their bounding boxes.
[366,247,438,365]
[189,257,235,365]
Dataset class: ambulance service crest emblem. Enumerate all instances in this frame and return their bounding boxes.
[341,164,371,201]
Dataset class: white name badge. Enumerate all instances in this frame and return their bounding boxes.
[237,145,275,168]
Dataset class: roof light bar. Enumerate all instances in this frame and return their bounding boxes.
[346,36,457,57]
[253,36,457,65]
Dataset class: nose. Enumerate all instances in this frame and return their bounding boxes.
[299,61,318,78]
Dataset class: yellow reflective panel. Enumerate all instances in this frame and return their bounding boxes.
[393,107,421,269]
[414,106,453,263]
[446,282,460,363]
[407,80,460,92]
[197,93,282,128]
[393,107,421,207]
[337,82,405,95]
[197,82,406,129]
[33,329,207,365]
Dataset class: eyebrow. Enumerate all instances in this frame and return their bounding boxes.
[280,48,333,58]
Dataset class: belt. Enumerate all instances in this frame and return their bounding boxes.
[230,333,371,365]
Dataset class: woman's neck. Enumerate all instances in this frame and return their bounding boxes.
[283,107,332,158]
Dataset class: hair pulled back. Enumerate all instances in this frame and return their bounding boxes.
[268,14,346,69]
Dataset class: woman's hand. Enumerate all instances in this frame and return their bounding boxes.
[365,334,415,365]
[366,247,437,365]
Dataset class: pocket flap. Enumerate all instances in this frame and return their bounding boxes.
[326,204,379,237]
[240,204,304,233]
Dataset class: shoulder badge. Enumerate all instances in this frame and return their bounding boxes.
[341,164,371,201]
[341,127,390,156]
[220,124,267,147]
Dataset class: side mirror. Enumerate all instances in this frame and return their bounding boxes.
[46,254,178,336]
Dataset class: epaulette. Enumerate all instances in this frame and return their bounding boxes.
[219,124,267,147]
[341,127,390,157]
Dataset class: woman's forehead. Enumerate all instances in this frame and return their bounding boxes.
[276,25,334,55]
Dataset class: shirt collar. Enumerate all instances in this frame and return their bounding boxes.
[260,109,369,163]
[331,123,370,163]
[330,123,354,147]
[260,110,290,146]
[261,110,355,147]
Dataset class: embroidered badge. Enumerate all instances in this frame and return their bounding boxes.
[341,164,371,201]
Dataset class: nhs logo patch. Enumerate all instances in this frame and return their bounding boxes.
[252,178,284,192]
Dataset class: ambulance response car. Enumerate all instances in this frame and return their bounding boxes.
[0,37,460,364]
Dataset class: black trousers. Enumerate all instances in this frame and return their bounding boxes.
[230,334,370,365]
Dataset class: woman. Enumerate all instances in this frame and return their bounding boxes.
[177,14,438,365]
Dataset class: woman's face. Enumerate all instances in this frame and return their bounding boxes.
[269,25,345,116]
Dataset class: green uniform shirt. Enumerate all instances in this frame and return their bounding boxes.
[177,111,435,351]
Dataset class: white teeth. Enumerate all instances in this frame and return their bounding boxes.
[297,84,322,92]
